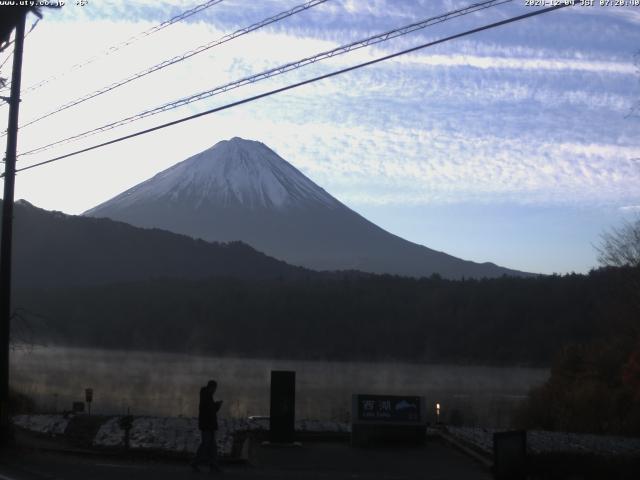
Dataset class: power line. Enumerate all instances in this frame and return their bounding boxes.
[0,49,12,73]
[10,0,329,133]
[0,17,38,75]
[0,0,224,95]
[18,0,512,157]
[113,0,224,41]
[1,0,223,94]
[11,3,573,176]
[0,39,14,54]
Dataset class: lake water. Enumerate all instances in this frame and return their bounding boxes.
[10,346,548,428]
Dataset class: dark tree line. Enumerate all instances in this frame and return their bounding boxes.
[13,265,639,367]
[516,227,640,434]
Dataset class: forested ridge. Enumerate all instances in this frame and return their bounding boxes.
[14,265,637,366]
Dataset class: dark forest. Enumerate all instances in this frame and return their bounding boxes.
[14,265,639,367]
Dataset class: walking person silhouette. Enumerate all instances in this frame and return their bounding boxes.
[191,380,223,473]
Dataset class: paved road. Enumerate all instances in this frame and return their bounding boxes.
[0,438,492,480]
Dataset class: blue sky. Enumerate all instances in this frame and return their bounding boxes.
[1,0,639,274]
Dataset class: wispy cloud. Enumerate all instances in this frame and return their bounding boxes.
[392,52,636,75]
[9,2,640,217]
[620,205,640,212]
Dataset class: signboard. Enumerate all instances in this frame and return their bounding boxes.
[351,394,426,446]
[356,394,421,423]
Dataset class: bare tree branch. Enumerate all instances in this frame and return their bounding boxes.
[596,216,640,268]
[10,307,50,351]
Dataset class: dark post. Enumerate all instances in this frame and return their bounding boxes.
[493,431,527,480]
[85,388,93,415]
[269,370,295,443]
[0,11,27,445]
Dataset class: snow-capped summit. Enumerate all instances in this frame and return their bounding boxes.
[85,138,530,279]
[92,137,338,212]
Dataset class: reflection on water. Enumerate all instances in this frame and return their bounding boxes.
[10,346,548,428]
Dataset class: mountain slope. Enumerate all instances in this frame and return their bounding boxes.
[85,137,531,279]
[6,199,311,290]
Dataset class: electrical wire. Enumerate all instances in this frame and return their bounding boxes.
[0,18,38,76]
[11,0,329,132]
[18,0,511,156]
[0,39,14,54]
[0,8,40,55]
[0,49,13,72]
[0,0,224,95]
[0,18,40,101]
[22,17,41,42]
[10,3,573,176]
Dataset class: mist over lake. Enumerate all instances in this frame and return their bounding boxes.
[11,346,547,428]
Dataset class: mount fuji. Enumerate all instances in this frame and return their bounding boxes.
[85,137,529,279]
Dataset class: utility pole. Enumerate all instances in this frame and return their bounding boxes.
[0,10,26,445]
